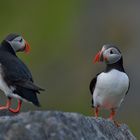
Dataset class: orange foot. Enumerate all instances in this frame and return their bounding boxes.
[0,98,11,110]
[113,120,121,127]
[92,106,100,118]
[109,108,120,127]
[8,99,22,113]
[0,98,22,113]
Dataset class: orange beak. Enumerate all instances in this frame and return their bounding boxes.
[24,41,30,54]
[93,51,101,63]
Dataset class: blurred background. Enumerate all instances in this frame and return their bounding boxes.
[0,0,139,138]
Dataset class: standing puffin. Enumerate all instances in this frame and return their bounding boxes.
[0,33,44,113]
[90,44,129,120]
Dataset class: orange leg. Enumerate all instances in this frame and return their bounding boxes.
[95,106,99,118]
[0,98,11,110]
[109,108,116,120]
[8,99,22,113]
[109,109,120,127]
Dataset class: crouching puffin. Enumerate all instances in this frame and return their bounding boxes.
[90,44,129,121]
[0,33,44,113]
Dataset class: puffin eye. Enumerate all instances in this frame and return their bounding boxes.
[19,38,23,42]
[110,50,114,54]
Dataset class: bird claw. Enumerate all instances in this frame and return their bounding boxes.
[108,118,120,127]
[0,99,11,110]
[113,120,121,127]
[8,99,22,113]
[8,108,20,113]
[0,99,22,113]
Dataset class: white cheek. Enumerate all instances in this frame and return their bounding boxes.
[13,42,22,48]
[109,55,121,64]
[10,41,25,51]
[20,40,25,47]
[103,51,110,58]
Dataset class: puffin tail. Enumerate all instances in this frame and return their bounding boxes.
[14,87,41,107]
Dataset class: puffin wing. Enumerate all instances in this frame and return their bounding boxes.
[0,52,43,92]
[2,57,33,84]
[15,80,44,93]
[0,49,44,106]
[89,73,101,107]
[89,73,100,95]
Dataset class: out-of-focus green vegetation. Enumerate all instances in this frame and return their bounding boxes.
[0,0,140,138]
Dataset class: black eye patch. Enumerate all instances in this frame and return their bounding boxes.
[19,38,23,42]
[110,50,114,54]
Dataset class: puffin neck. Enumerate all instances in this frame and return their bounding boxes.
[1,40,16,56]
[105,57,125,72]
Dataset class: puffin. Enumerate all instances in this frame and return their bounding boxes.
[0,33,44,113]
[90,44,129,121]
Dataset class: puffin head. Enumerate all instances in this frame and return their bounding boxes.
[94,44,122,64]
[4,33,30,53]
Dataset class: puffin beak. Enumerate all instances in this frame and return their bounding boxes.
[24,41,30,54]
[93,51,101,63]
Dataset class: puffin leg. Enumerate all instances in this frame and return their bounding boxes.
[109,108,120,127]
[109,108,116,120]
[95,106,99,118]
[0,98,11,110]
[8,99,22,113]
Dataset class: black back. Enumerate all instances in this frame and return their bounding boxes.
[0,41,43,106]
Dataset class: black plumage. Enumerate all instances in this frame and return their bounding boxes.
[89,75,97,108]
[105,58,125,73]
[89,74,98,95]
[0,39,43,106]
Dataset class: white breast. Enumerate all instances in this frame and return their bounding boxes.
[0,64,14,96]
[93,69,129,109]
[0,64,22,99]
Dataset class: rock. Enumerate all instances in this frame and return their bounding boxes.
[0,111,137,140]
[0,110,16,117]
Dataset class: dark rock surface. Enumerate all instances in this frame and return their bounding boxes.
[0,111,137,140]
